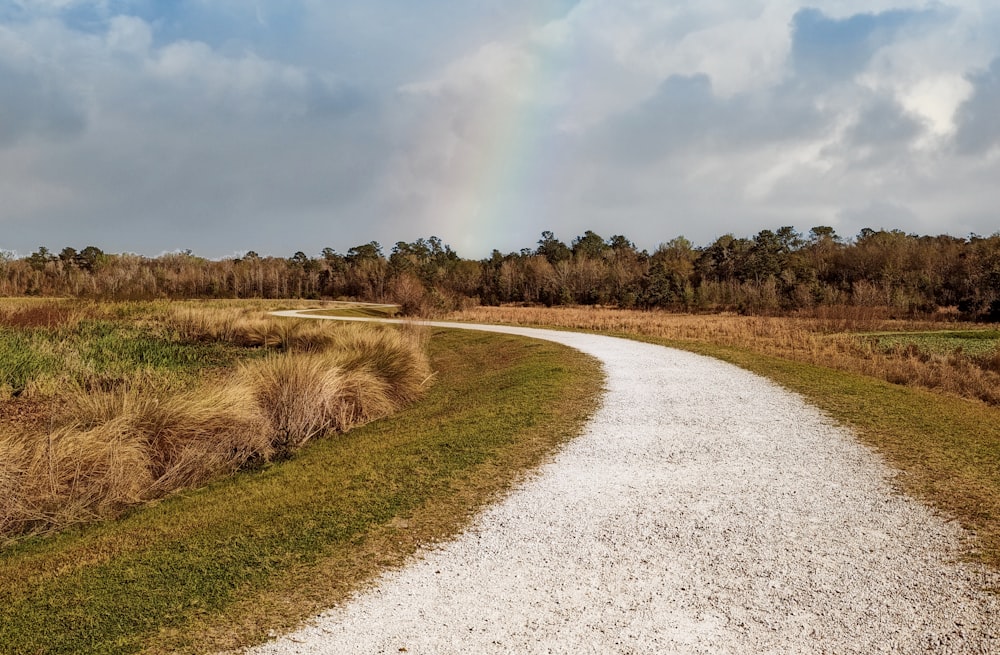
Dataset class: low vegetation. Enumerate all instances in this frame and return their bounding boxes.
[0,325,601,655]
[449,304,1000,574]
[451,305,1000,405]
[0,299,430,542]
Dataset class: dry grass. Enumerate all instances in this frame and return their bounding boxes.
[0,299,88,329]
[451,305,1000,405]
[0,327,602,654]
[237,353,399,457]
[0,305,431,543]
[65,383,274,490]
[166,305,368,353]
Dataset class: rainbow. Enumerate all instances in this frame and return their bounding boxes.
[419,2,581,257]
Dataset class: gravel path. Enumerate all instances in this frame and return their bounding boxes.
[252,314,1000,654]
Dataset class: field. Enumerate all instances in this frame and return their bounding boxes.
[0,298,438,541]
[450,306,1000,404]
[449,305,1000,575]
[862,329,1000,357]
[0,299,601,653]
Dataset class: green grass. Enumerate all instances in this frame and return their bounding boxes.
[0,319,259,397]
[0,328,63,395]
[862,329,1000,357]
[0,328,601,654]
[76,321,248,379]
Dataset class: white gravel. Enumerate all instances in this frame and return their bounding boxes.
[251,315,1000,654]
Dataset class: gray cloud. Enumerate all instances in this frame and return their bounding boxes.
[954,57,1000,154]
[585,72,830,169]
[846,94,924,148]
[0,51,86,145]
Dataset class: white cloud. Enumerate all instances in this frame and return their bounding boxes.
[106,15,151,56]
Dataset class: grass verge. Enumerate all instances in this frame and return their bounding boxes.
[0,328,602,655]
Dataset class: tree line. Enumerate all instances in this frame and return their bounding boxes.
[3,227,999,320]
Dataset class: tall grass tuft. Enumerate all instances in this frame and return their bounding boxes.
[325,323,432,406]
[2,420,155,536]
[238,353,349,456]
[0,309,431,543]
[65,383,274,492]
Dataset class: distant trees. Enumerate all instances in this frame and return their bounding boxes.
[2,228,999,320]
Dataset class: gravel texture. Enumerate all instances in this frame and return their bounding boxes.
[252,315,1000,654]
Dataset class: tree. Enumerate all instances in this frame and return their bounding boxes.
[747,229,791,283]
[642,237,697,308]
[536,231,571,265]
[571,230,607,259]
[607,234,636,253]
[77,246,106,272]
[346,241,383,263]
[390,236,459,286]
[27,247,55,271]
[698,234,752,282]
[775,226,803,251]
[807,226,840,244]
[59,247,78,267]
[289,251,311,268]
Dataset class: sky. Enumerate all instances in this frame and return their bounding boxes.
[1,0,999,260]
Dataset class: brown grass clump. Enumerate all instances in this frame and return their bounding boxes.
[65,383,274,491]
[324,323,432,406]
[0,313,432,543]
[166,306,339,352]
[1,420,154,536]
[239,354,352,456]
[167,306,263,345]
[0,434,33,536]
[237,324,432,456]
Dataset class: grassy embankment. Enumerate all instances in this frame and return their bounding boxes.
[0,299,601,654]
[452,306,1000,575]
[0,299,432,540]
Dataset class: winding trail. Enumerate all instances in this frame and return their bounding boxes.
[252,312,999,654]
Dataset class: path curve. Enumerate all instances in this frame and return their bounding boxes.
[251,311,999,654]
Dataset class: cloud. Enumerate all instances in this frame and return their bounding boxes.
[0,20,91,146]
[851,93,922,145]
[0,8,386,255]
[789,7,950,84]
[2,1,1000,259]
[954,57,1000,154]
[105,14,150,55]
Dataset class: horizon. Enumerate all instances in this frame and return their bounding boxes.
[5,223,998,263]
